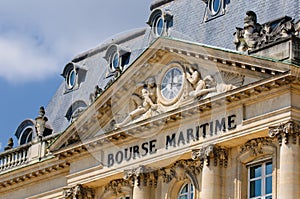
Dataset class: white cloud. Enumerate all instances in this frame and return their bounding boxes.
[0,0,152,83]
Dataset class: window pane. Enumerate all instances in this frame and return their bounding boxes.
[179,196,188,199]
[266,162,272,175]
[180,184,188,194]
[266,196,272,199]
[250,165,262,178]
[266,176,272,194]
[250,180,261,197]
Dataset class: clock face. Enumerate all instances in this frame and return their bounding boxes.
[160,67,184,101]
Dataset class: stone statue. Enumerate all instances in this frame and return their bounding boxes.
[35,106,48,138]
[234,11,300,52]
[204,75,236,93]
[89,85,103,103]
[115,80,158,128]
[185,64,215,98]
[4,138,14,151]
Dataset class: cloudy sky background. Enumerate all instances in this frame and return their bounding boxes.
[0,0,152,150]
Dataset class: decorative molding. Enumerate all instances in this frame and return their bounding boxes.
[104,179,131,196]
[192,144,228,168]
[160,159,201,183]
[240,137,274,156]
[123,166,158,188]
[269,120,300,146]
[63,184,94,199]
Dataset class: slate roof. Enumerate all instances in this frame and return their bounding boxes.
[15,0,300,141]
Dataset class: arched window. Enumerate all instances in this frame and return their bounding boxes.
[147,8,173,37]
[65,100,87,122]
[178,183,194,199]
[104,44,131,78]
[62,62,87,92]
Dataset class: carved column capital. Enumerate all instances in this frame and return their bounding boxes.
[63,184,94,199]
[269,121,300,146]
[240,137,273,156]
[192,144,228,168]
[123,166,158,188]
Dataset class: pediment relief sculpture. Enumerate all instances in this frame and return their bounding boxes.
[114,62,242,128]
[234,11,300,52]
[115,77,162,128]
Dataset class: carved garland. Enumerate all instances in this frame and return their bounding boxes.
[63,184,94,199]
[159,159,202,183]
[104,179,131,195]
[240,137,273,156]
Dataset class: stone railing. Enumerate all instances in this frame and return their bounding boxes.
[0,133,60,173]
[0,143,30,172]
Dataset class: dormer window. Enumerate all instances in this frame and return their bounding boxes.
[62,62,87,92]
[209,0,222,16]
[104,44,131,78]
[65,100,87,122]
[203,0,227,21]
[67,68,76,89]
[147,8,173,37]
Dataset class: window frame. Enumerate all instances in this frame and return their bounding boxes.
[178,182,194,199]
[247,160,272,199]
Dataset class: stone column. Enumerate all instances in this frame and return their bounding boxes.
[192,144,228,199]
[269,121,300,198]
[124,166,157,199]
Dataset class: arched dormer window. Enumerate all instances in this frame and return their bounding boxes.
[147,8,173,37]
[15,119,52,145]
[61,62,87,93]
[104,44,131,78]
[65,100,87,122]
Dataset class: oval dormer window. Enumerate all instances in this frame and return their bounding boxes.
[111,51,120,70]
[147,8,173,38]
[209,0,222,16]
[154,15,164,36]
[67,69,77,89]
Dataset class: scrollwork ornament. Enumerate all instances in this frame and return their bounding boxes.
[240,137,273,156]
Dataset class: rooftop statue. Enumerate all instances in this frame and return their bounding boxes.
[234,11,300,52]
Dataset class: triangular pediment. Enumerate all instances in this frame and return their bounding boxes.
[49,37,293,152]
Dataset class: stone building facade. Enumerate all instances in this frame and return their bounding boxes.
[0,0,300,198]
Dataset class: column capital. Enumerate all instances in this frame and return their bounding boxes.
[123,166,158,188]
[269,120,300,146]
[192,144,228,168]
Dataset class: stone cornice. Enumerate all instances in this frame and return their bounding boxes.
[269,120,300,145]
[0,159,69,190]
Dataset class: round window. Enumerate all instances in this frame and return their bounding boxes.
[154,15,164,36]
[67,69,76,89]
[209,0,222,16]
[111,51,120,70]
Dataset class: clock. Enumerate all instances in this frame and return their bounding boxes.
[160,67,184,103]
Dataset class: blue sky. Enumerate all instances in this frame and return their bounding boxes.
[0,0,152,150]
